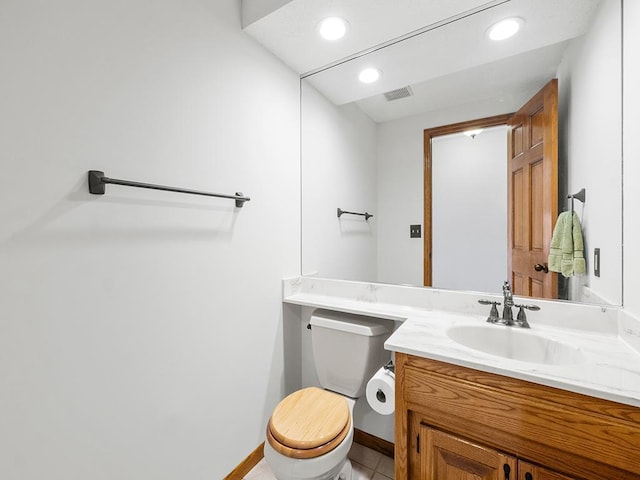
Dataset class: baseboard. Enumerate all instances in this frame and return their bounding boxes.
[354,429,395,458]
[225,430,394,478]
[224,442,264,480]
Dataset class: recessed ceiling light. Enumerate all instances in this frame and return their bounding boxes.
[318,17,348,41]
[487,17,523,41]
[358,68,381,84]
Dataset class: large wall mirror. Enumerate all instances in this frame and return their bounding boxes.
[299,0,622,306]
[244,0,623,305]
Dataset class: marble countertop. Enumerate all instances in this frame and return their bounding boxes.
[385,310,640,407]
[283,277,640,408]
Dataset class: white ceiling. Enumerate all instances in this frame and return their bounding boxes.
[243,0,602,122]
[242,0,508,74]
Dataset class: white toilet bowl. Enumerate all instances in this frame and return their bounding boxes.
[263,423,353,480]
[264,387,356,480]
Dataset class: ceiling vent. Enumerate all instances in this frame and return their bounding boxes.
[384,86,413,101]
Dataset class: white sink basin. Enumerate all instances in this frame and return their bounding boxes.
[446,325,585,365]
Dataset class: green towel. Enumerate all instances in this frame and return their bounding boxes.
[548,211,586,278]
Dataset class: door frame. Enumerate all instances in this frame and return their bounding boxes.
[423,113,513,286]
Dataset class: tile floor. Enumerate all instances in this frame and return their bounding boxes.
[243,442,394,480]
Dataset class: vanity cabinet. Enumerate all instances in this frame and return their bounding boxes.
[394,353,640,480]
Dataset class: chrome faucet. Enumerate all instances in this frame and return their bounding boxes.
[501,281,514,324]
[478,281,540,328]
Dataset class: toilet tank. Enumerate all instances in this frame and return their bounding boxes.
[310,310,392,398]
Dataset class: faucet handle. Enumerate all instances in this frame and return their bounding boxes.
[516,303,540,311]
[478,299,500,305]
[478,299,501,323]
[513,303,540,328]
[514,305,530,328]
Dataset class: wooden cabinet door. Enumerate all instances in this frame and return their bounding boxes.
[518,461,579,480]
[421,425,517,480]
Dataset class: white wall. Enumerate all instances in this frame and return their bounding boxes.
[431,127,508,292]
[375,116,424,286]
[623,0,640,316]
[302,82,378,281]
[556,0,623,305]
[242,0,293,27]
[0,1,300,478]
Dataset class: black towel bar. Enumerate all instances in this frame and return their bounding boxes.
[88,170,250,207]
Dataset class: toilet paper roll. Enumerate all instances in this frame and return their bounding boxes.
[365,367,395,415]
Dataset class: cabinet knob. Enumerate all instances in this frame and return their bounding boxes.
[525,473,533,480]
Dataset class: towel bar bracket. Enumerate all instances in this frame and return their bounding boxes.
[88,170,107,195]
[567,188,585,214]
[567,188,586,203]
[337,207,373,220]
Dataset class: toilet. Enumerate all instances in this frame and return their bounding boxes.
[264,310,392,480]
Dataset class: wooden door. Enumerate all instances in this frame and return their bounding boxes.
[518,461,579,480]
[507,79,558,298]
[421,426,517,480]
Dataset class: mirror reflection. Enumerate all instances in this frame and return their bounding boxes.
[430,125,508,294]
[301,0,622,305]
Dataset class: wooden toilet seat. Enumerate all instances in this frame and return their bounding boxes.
[266,387,351,459]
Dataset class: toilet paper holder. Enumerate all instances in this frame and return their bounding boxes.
[383,360,394,374]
